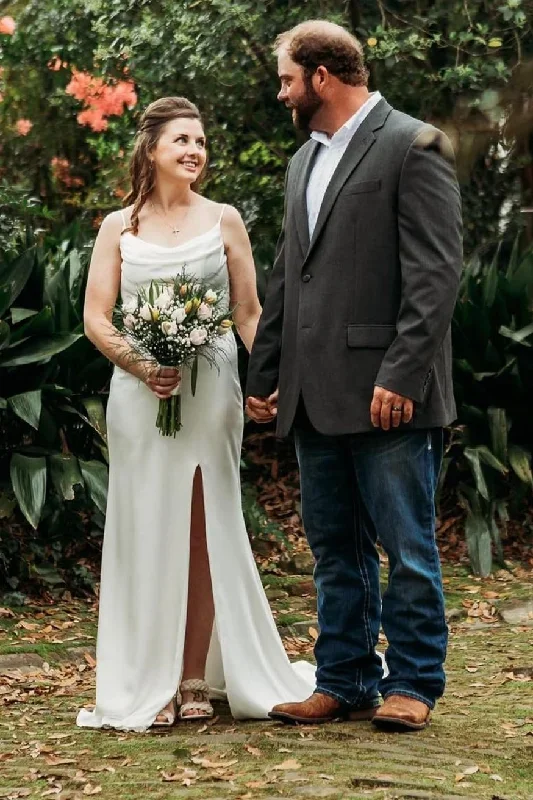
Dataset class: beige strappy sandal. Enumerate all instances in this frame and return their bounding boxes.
[152,695,179,727]
[178,678,214,721]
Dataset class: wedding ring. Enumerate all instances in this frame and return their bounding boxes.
[392,406,402,412]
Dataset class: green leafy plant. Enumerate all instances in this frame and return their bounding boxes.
[449,239,533,575]
[0,225,112,590]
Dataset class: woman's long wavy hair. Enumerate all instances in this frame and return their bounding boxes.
[123,97,204,235]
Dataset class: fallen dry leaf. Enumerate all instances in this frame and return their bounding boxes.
[84,653,97,669]
[83,785,102,795]
[45,757,77,766]
[244,744,262,757]
[271,759,302,771]
[191,756,239,769]
[161,769,197,784]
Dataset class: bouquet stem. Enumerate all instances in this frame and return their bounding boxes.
[156,394,182,437]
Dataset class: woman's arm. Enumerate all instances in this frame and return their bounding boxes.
[83,211,179,399]
[221,205,262,354]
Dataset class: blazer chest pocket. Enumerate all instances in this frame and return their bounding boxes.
[344,179,381,195]
[347,324,396,348]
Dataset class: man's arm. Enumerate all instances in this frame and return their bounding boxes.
[245,167,290,400]
[374,127,462,403]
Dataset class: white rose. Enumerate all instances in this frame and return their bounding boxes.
[139,303,152,321]
[124,314,136,330]
[189,327,208,346]
[155,290,172,311]
[197,302,213,321]
[122,298,137,314]
[204,289,217,304]
[171,307,187,324]
[161,320,178,336]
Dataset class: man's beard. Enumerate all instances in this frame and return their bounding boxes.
[290,79,322,131]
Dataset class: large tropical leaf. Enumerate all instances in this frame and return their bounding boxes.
[68,250,86,317]
[463,448,489,500]
[0,247,36,317]
[482,248,499,308]
[45,266,71,331]
[508,250,533,299]
[499,322,533,345]
[10,453,47,529]
[80,396,108,444]
[7,390,42,429]
[0,320,10,352]
[475,445,508,474]
[505,235,522,278]
[0,333,82,367]
[490,501,506,567]
[49,454,84,501]
[10,308,38,324]
[31,565,64,586]
[488,407,508,464]
[79,459,108,514]
[464,510,492,578]
[508,445,533,487]
[10,307,55,345]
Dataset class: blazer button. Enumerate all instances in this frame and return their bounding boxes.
[302,274,311,283]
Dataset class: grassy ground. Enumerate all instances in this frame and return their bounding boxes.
[1,564,532,800]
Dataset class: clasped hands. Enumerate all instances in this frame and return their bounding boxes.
[245,389,279,424]
[246,385,413,431]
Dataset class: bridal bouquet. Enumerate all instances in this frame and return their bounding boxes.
[114,271,234,437]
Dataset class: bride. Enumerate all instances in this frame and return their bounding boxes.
[77,96,314,731]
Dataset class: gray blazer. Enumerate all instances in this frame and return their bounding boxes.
[246,98,463,437]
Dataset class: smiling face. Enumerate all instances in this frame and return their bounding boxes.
[277,47,322,131]
[150,117,207,184]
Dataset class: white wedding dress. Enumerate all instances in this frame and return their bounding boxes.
[77,209,315,732]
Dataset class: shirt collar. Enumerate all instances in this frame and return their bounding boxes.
[311,91,382,148]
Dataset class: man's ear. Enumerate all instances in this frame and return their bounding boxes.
[313,65,329,93]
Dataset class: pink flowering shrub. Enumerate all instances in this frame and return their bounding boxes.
[15,119,33,136]
[50,157,84,188]
[66,69,137,132]
[0,16,16,35]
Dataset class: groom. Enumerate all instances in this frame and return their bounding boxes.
[246,20,462,731]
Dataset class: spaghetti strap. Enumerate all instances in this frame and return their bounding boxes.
[119,209,128,231]
[218,204,226,224]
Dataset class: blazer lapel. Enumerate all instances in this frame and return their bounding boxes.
[303,99,393,267]
[293,139,320,256]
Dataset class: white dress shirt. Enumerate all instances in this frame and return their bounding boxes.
[306,91,382,238]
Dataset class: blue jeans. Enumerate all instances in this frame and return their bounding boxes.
[294,423,447,710]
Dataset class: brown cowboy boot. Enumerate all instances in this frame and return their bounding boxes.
[269,692,377,725]
[372,694,431,731]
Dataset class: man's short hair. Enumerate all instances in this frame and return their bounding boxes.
[275,20,369,87]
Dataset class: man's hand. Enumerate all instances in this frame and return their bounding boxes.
[246,388,279,424]
[370,386,413,431]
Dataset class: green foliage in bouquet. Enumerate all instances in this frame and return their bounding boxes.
[0,227,112,591]
[449,239,533,576]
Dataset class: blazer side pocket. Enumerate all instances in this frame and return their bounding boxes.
[347,324,396,348]
[344,179,382,195]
